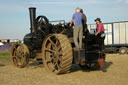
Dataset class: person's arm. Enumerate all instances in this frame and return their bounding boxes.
[70,19,74,27]
[83,14,87,24]
[70,14,75,27]
[95,24,102,35]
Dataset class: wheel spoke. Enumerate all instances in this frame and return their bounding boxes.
[52,67,56,72]
[46,56,54,63]
[59,51,63,56]
[17,58,21,65]
[54,61,60,70]
[18,46,23,54]
[56,40,59,46]
[58,56,62,62]
[15,50,19,57]
[39,18,43,23]
[13,47,17,51]
[46,59,52,64]
[17,53,25,66]
[56,41,61,50]
[48,37,56,46]
[20,55,25,65]
[45,48,55,53]
[57,46,61,51]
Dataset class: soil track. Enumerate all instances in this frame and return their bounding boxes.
[0,54,128,85]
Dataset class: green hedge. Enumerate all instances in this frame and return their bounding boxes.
[0,52,10,59]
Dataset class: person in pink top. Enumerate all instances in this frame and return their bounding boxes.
[95,18,105,51]
[95,18,104,36]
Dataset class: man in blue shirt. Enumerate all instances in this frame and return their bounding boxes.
[70,8,83,49]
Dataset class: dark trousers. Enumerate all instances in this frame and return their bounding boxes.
[96,33,105,51]
[83,24,89,36]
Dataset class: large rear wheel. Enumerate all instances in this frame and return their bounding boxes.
[42,34,73,74]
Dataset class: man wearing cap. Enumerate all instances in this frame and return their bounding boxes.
[70,8,83,49]
[80,9,88,33]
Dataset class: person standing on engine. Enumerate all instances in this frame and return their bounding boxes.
[70,8,83,49]
[80,9,88,32]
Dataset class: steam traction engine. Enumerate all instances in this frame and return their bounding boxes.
[11,7,105,74]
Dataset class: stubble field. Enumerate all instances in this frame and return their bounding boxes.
[0,54,128,85]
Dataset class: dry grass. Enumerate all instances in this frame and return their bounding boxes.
[0,54,128,85]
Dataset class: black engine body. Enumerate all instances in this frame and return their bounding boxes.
[24,7,105,65]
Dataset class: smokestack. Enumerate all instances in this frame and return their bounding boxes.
[29,7,36,33]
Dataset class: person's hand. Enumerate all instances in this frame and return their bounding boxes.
[69,23,72,27]
[95,32,98,36]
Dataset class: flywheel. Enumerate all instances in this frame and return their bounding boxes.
[42,34,73,74]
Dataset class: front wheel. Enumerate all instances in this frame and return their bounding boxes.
[11,43,30,68]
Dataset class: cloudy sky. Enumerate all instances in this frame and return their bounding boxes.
[0,0,128,40]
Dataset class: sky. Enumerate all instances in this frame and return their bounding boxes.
[0,0,128,40]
